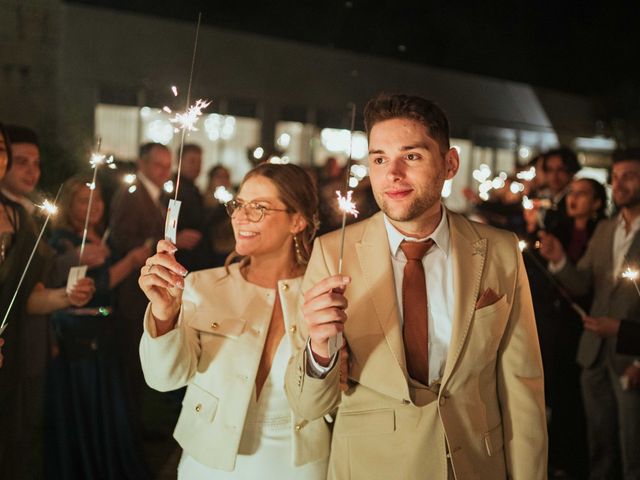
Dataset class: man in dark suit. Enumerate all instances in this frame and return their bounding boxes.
[173,143,207,271]
[110,142,170,419]
[540,149,640,479]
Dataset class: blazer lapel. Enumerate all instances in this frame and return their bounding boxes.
[442,212,486,384]
[355,214,406,369]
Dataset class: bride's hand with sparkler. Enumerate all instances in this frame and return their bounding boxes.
[138,240,188,334]
[302,275,351,364]
[538,231,565,264]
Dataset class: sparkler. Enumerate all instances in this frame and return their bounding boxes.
[336,104,358,275]
[78,140,114,266]
[166,13,209,202]
[519,239,587,318]
[329,104,358,357]
[622,266,640,297]
[0,185,63,336]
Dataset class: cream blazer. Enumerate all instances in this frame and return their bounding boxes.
[285,210,547,480]
[139,264,330,471]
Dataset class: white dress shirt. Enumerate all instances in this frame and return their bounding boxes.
[308,207,454,385]
[612,213,640,280]
[384,211,454,385]
[137,171,163,207]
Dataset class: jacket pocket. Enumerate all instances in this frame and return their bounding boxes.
[483,422,504,456]
[182,383,220,423]
[473,294,508,321]
[337,408,395,436]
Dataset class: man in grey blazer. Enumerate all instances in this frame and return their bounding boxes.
[540,149,640,479]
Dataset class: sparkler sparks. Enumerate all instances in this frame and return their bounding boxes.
[37,199,59,216]
[89,153,115,169]
[622,267,639,281]
[169,99,211,133]
[336,190,359,218]
[622,266,640,298]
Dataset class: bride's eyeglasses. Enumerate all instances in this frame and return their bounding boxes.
[225,200,290,223]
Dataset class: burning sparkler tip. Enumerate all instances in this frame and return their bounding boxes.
[336,190,359,218]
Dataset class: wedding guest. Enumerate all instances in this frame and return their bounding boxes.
[45,175,151,480]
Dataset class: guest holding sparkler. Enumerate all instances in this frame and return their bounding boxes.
[537,177,607,479]
[139,162,329,479]
[286,94,546,479]
[110,142,172,426]
[0,125,95,479]
[540,149,640,480]
[45,175,151,480]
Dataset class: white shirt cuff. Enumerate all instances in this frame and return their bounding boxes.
[548,254,567,273]
[305,338,338,378]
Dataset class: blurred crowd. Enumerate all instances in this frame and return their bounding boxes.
[0,120,639,480]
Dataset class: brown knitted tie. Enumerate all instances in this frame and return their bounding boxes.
[400,239,434,385]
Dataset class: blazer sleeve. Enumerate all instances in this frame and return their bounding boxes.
[497,236,548,479]
[285,236,342,420]
[139,276,201,392]
[553,221,604,297]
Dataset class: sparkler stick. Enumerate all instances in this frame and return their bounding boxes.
[337,103,358,275]
[328,104,358,357]
[0,185,63,335]
[78,139,114,266]
[172,12,206,201]
[520,241,587,317]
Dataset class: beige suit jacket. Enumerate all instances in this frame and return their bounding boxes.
[285,210,547,479]
[139,264,330,471]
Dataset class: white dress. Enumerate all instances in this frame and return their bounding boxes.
[177,335,328,479]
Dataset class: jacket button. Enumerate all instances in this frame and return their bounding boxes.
[439,396,447,406]
[210,322,219,329]
[295,423,303,431]
[289,325,297,333]
[282,283,289,291]
[195,403,202,412]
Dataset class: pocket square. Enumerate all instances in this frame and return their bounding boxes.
[476,288,502,309]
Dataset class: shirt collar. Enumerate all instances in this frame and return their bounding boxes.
[137,172,162,204]
[617,212,640,235]
[383,205,450,258]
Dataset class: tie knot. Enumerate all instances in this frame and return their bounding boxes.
[400,239,434,261]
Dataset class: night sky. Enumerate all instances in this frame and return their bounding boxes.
[67,0,640,96]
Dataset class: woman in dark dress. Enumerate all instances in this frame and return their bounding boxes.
[45,174,151,480]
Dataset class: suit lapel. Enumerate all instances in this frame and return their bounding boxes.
[442,212,486,384]
[355,214,407,373]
